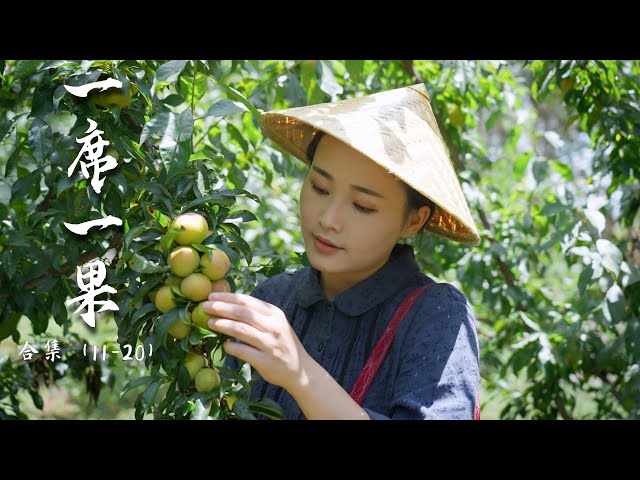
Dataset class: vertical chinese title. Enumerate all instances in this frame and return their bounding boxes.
[62,78,125,328]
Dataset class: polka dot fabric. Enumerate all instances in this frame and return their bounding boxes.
[224,243,480,420]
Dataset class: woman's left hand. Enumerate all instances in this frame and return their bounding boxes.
[202,292,312,393]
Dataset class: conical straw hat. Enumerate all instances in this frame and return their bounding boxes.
[259,83,480,245]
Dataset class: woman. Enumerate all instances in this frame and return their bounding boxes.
[203,83,481,420]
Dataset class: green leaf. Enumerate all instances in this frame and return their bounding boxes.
[485,110,501,130]
[240,358,252,383]
[132,302,157,325]
[531,80,539,102]
[140,113,171,145]
[142,380,161,408]
[121,375,156,396]
[0,313,21,342]
[0,115,21,146]
[178,71,209,106]
[12,60,42,83]
[283,73,306,106]
[220,224,252,265]
[53,85,67,110]
[190,150,218,162]
[128,253,165,274]
[191,398,212,420]
[550,160,572,181]
[123,223,149,249]
[178,365,191,391]
[29,390,44,410]
[174,108,194,142]
[584,209,606,235]
[51,292,69,327]
[11,166,44,202]
[28,118,54,162]
[161,110,193,169]
[40,60,78,70]
[31,85,55,118]
[344,60,364,83]
[4,140,24,177]
[226,123,248,153]
[152,60,188,94]
[587,194,608,211]
[578,264,594,295]
[232,398,257,420]
[249,397,285,420]
[604,284,625,324]
[156,309,181,338]
[531,158,548,184]
[215,83,262,120]
[206,99,249,118]
[596,239,622,277]
[318,61,343,98]
[181,193,235,211]
[540,202,565,217]
[227,210,257,223]
[56,171,81,196]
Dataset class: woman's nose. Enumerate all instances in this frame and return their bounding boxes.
[318,199,344,232]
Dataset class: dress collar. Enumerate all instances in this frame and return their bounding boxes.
[295,243,422,316]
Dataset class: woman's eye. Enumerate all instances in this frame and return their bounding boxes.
[354,204,376,214]
[311,183,328,195]
[311,182,377,214]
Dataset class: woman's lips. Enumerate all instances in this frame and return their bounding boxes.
[314,235,340,248]
[313,235,343,254]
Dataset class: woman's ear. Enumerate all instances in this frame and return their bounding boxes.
[401,205,431,239]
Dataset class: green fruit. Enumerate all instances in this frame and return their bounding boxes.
[168,246,200,277]
[147,290,157,303]
[200,249,231,281]
[195,368,220,392]
[94,87,132,108]
[184,352,206,379]
[168,311,192,339]
[211,278,231,293]
[192,302,213,329]
[449,106,464,128]
[171,212,209,246]
[168,320,192,339]
[181,273,213,302]
[155,285,177,312]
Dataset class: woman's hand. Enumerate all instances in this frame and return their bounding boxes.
[202,292,312,394]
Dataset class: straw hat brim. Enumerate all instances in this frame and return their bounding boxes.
[259,84,481,245]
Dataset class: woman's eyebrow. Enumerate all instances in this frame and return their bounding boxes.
[311,166,385,199]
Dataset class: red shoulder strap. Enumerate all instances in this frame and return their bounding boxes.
[349,283,437,405]
[349,282,481,420]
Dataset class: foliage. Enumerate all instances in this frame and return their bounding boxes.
[0,60,638,419]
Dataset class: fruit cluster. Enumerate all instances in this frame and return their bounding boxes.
[150,212,232,393]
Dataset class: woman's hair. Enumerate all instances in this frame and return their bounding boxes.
[306,130,436,234]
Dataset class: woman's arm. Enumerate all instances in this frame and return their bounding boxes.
[286,355,370,420]
[205,291,373,419]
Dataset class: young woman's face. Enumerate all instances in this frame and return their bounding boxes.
[300,134,426,281]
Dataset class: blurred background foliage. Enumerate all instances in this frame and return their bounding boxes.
[0,60,638,419]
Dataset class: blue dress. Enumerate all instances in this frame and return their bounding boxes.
[224,243,480,420]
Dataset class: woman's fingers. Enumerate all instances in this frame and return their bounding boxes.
[208,317,268,351]
[203,293,276,332]
[207,292,274,316]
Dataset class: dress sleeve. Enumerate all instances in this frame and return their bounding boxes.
[363,284,480,420]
